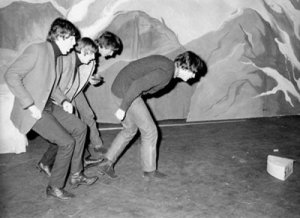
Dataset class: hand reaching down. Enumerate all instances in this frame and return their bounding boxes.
[62,101,73,114]
[115,109,125,121]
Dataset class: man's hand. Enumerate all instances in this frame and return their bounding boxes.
[89,74,104,86]
[28,105,42,120]
[62,101,73,114]
[115,109,125,121]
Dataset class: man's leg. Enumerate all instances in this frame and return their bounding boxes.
[127,97,166,181]
[98,102,138,178]
[32,110,76,189]
[33,108,86,199]
[127,97,158,172]
[36,103,90,175]
[83,116,104,159]
[51,104,98,188]
[74,93,104,158]
[105,114,138,164]
[50,104,86,175]
[40,144,58,167]
[37,143,58,177]
[79,118,104,169]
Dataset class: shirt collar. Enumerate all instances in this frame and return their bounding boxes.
[50,41,62,60]
[75,53,82,68]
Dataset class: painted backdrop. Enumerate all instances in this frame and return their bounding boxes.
[1,0,300,126]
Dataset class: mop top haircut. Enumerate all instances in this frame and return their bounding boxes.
[174,51,207,82]
[95,31,123,57]
[74,37,98,55]
[47,17,80,42]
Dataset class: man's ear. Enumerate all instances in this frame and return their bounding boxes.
[55,36,63,43]
[78,50,85,56]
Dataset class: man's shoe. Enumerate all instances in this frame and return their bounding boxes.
[143,170,167,182]
[46,185,75,200]
[97,160,118,179]
[36,162,51,177]
[83,156,104,169]
[70,172,98,188]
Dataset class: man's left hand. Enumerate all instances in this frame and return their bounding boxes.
[115,109,125,121]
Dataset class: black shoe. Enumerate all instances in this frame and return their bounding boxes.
[97,160,118,179]
[83,156,104,169]
[93,146,107,154]
[143,170,167,182]
[36,162,51,177]
[46,186,75,200]
[70,172,98,188]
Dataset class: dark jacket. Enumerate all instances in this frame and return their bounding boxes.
[111,55,175,112]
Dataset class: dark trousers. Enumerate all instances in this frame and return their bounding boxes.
[40,93,102,167]
[32,101,87,188]
[41,144,94,167]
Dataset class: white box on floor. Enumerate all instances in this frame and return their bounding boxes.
[267,155,294,181]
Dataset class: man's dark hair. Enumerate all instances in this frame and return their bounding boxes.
[174,51,207,82]
[95,31,123,57]
[47,17,80,42]
[74,37,98,55]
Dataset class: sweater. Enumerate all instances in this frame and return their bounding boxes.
[111,55,175,112]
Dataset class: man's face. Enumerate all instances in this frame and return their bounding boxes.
[99,46,114,58]
[57,35,76,55]
[81,52,95,64]
[177,68,195,82]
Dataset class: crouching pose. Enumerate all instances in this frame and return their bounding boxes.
[5,18,98,200]
[98,51,207,181]
[37,32,123,176]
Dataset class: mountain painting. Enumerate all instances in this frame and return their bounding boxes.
[1,0,300,124]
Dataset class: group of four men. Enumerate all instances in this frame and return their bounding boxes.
[5,17,206,200]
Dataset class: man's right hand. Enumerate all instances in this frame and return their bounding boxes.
[89,74,104,86]
[28,105,42,120]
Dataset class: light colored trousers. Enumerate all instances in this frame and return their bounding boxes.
[106,96,158,172]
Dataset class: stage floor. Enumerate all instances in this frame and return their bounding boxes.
[0,116,300,218]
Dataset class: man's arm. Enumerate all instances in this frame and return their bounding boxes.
[4,45,39,109]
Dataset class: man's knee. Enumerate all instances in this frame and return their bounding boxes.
[74,121,88,136]
[63,137,76,151]
[83,114,95,127]
[53,137,75,155]
[142,123,157,139]
[122,125,138,138]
